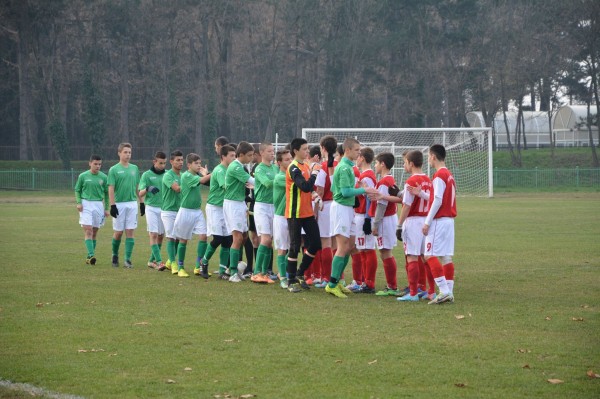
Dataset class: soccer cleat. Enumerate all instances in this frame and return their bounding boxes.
[124,260,133,269]
[417,288,428,299]
[314,280,329,288]
[375,287,400,296]
[148,261,158,269]
[268,272,279,281]
[219,273,230,280]
[349,283,365,293]
[325,284,348,298]
[425,293,437,301]
[397,293,420,302]
[346,280,361,291]
[112,255,119,268]
[157,262,166,271]
[297,277,311,290]
[338,283,352,294]
[164,259,172,270]
[178,268,189,278]
[428,293,453,305]
[312,278,322,285]
[200,262,210,279]
[89,256,97,265]
[280,277,289,289]
[86,256,92,265]
[250,274,262,283]
[287,283,303,293]
[193,267,201,276]
[361,286,376,294]
[171,262,179,275]
[397,286,410,297]
[228,273,242,283]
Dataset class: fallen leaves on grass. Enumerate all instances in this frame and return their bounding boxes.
[166,379,176,384]
[223,339,237,343]
[335,360,342,363]
[545,316,552,321]
[455,315,465,320]
[133,321,150,326]
[517,349,531,353]
[368,359,378,365]
[36,302,70,307]
[522,364,530,369]
[581,304,590,308]
[547,379,564,384]
[587,370,600,379]
[240,395,256,398]
[184,367,192,371]
[78,348,105,353]
[572,317,584,322]
[454,383,467,388]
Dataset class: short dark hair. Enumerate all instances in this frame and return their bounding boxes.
[309,145,321,159]
[376,152,395,170]
[186,153,201,164]
[170,150,183,160]
[215,136,229,146]
[319,135,337,155]
[154,151,167,160]
[253,143,261,154]
[276,149,290,162]
[90,154,102,162]
[429,144,446,161]
[360,147,374,164]
[220,144,236,158]
[336,144,344,157]
[236,141,254,157]
[290,138,308,157]
[405,150,423,168]
[343,137,360,151]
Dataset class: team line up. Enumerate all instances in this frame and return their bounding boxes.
[74,135,457,303]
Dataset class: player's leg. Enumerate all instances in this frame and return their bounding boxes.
[326,203,353,298]
[223,199,248,282]
[192,210,208,277]
[296,217,321,289]
[122,201,138,268]
[286,218,302,292]
[424,219,453,304]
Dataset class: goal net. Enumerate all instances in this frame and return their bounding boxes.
[301,128,493,197]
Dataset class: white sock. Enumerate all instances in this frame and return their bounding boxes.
[447,280,454,295]
[434,276,450,295]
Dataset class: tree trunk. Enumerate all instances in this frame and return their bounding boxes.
[119,45,130,143]
[587,101,599,166]
[17,31,29,160]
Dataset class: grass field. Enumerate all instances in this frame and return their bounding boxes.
[0,191,599,399]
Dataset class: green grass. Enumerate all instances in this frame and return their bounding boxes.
[492,147,599,169]
[0,192,599,398]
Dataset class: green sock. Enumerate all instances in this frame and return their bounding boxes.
[277,253,287,277]
[111,238,121,257]
[267,247,274,274]
[196,241,208,267]
[255,245,267,274]
[151,244,162,263]
[229,248,240,273]
[177,243,187,269]
[92,240,97,250]
[84,239,94,257]
[167,240,176,262]
[203,243,218,263]
[219,247,230,268]
[124,238,135,261]
[148,253,155,263]
[328,256,346,288]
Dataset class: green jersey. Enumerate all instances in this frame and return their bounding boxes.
[139,169,164,207]
[254,162,278,204]
[273,170,287,216]
[179,170,202,210]
[75,170,109,209]
[207,163,227,206]
[332,157,357,207]
[107,162,140,203]
[224,159,251,202]
[161,169,181,211]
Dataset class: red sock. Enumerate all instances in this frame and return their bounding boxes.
[407,261,419,296]
[443,262,455,281]
[311,250,322,279]
[364,249,378,288]
[351,253,363,284]
[427,256,444,279]
[418,257,426,290]
[321,247,332,282]
[423,259,436,294]
[360,251,367,283]
[382,257,398,290]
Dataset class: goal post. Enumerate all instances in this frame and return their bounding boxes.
[301,128,494,197]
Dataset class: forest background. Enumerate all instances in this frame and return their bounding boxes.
[1,0,598,167]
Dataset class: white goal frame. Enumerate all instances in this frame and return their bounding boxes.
[301,128,494,197]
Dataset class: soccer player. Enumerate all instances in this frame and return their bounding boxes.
[224,141,256,282]
[349,147,378,293]
[273,149,293,288]
[161,150,184,273]
[108,143,140,268]
[75,154,109,265]
[139,151,167,271]
[214,136,229,159]
[172,153,210,278]
[285,138,322,293]
[251,142,278,284]
[395,150,433,301]
[200,145,236,278]
[312,135,338,288]
[422,144,457,304]
[370,152,400,296]
[325,138,377,298]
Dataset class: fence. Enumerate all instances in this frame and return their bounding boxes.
[1,168,599,192]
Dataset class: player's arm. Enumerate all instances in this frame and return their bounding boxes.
[408,184,430,201]
[138,173,148,199]
[289,164,318,193]
[74,174,84,211]
[372,185,390,234]
[255,168,274,188]
[398,184,414,226]
[423,177,445,235]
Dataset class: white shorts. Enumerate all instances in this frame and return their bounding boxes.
[317,201,332,237]
[112,201,138,231]
[402,216,426,256]
[376,214,399,250]
[425,217,455,257]
[174,208,207,240]
[79,199,105,228]
[330,201,356,238]
[206,204,229,237]
[354,213,376,250]
[273,215,290,250]
[145,205,165,235]
[254,202,274,236]
[223,199,248,233]
[161,210,177,239]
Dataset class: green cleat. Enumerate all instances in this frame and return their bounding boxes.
[178,268,189,278]
[375,287,400,296]
[325,284,348,298]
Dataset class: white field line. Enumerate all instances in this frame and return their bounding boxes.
[0,379,85,399]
